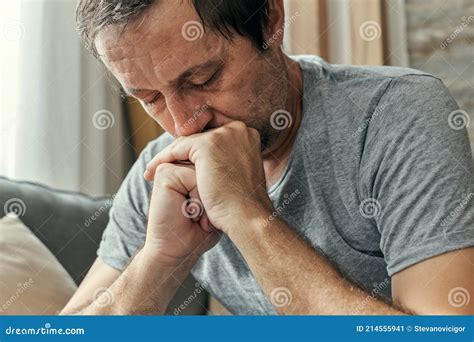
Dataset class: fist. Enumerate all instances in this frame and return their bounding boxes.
[144,121,275,235]
[144,163,221,265]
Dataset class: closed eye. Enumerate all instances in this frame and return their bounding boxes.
[143,93,162,106]
[142,66,221,105]
[190,68,221,91]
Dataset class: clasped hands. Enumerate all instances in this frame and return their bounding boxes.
[142,121,275,265]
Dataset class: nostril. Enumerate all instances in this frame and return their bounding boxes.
[200,111,215,133]
[203,122,215,132]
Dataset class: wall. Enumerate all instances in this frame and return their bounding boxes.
[406,0,474,154]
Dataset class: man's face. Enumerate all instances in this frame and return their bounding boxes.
[95,1,287,148]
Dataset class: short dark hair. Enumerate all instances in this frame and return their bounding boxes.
[76,0,270,57]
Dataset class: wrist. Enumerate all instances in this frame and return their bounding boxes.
[141,244,200,269]
[228,203,274,241]
[100,248,198,315]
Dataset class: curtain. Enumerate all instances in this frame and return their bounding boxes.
[383,0,409,67]
[283,0,409,67]
[283,0,328,58]
[0,0,132,196]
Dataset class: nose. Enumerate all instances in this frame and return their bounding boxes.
[166,95,212,136]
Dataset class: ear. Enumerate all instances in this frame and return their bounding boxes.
[262,0,286,50]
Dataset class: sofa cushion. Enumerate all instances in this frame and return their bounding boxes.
[0,176,111,285]
[0,216,77,314]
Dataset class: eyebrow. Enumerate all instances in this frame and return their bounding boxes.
[124,58,223,97]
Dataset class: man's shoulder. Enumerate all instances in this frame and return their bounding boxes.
[292,54,432,82]
[330,63,431,81]
[292,55,446,124]
[291,55,446,105]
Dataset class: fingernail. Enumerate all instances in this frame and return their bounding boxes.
[144,170,151,180]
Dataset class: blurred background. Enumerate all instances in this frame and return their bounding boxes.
[1,0,473,196]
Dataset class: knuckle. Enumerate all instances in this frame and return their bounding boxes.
[154,163,173,179]
[206,132,221,145]
[157,179,175,189]
[231,121,246,130]
[153,164,177,190]
[175,136,186,144]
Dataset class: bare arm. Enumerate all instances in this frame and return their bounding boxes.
[229,209,474,315]
[60,258,119,314]
[392,246,474,315]
[228,211,406,315]
[61,252,197,315]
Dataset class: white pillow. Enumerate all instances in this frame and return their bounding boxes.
[0,215,77,315]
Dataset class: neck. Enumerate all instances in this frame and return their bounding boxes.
[262,54,303,163]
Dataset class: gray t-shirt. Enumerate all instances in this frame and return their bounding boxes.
[98,55,474,315]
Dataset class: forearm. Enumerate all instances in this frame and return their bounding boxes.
[63,249,197,315]
[230,210,408,315]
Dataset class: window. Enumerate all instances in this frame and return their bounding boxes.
[0,2,22,176]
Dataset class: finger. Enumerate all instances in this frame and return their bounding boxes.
[144,160,194,181]
[200,211,210,232]
[144,121,246,181]
[153,163,197,196]
[174,160,195,169]
[188,185,204,223]
[144,137,198,181]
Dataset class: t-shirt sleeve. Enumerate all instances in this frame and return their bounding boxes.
[97,135,172,271]
[361,74,474,277]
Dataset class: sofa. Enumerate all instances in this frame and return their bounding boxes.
[0,176,208,315]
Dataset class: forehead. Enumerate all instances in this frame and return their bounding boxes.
[95,1,224,89]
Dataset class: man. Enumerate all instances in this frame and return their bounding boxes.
[62,0,474,315]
